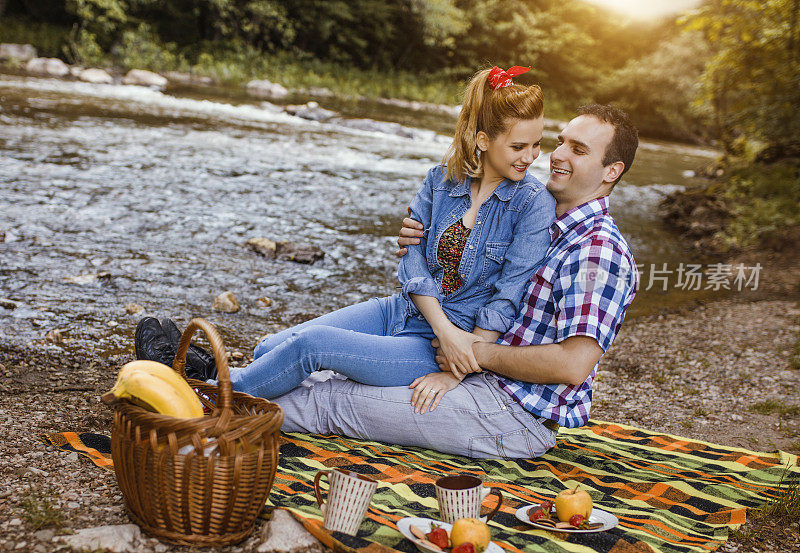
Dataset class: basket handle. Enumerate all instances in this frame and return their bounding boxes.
[173,318,233,412]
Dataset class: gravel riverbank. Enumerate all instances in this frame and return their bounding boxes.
[1,253,798,553]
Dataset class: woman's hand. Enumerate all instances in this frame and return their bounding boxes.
[410,372,461,414]
[436,326,483,379]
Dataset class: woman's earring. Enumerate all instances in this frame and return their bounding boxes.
[474,146,481,157]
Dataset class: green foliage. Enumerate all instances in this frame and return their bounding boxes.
[597,31,712,142]
[749,399,800,418]
[0,16,71,57]
[5,0,710,136]
[684,0,800,151]
[112,23,185,72]
[64,27,106,65]
[21,485,64,531]
[720,163,800,248]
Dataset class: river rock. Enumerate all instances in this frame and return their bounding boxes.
[257,297,274,307]
[25,57,69,77]
[162,71,216,87]
[56,524,141,553]
[45,329,65,344]
[0,43,37,62]
[246,79,289,100]
[257,509,323,552]
[247,237,278,256]
[124,303,144,315]
[213,291,240,313]
[371,96,461,117]
[65,272,110,285]
[275,241,325,264]
[0,298,19,310]
[336,117,437,141]
[78,68,113,84]
[0,230,4,242]
[122,69,168,89]
[297,86,335,98]
[283,101,337,122]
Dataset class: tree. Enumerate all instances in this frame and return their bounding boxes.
[597,31,712,142]
[684,0,800,153]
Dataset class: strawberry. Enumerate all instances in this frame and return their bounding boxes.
[528,507,547,521]
[540,500,554,514]
[569,514,585,528]
[426,527,449,549]
[452,543,475,553]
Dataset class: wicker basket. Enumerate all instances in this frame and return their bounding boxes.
[109,318,284,546]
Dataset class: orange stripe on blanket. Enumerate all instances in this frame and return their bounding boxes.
[617,515,718,546]
[62,432,114,467]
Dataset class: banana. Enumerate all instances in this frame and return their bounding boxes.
[102,360,204,419]
[119,360,205,416]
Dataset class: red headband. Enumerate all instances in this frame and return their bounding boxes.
[488,65,531,89]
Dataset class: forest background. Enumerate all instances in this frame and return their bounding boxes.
[1,0,799,248]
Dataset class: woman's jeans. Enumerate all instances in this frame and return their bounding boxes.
[229,296,440,399]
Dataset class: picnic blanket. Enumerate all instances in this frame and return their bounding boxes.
[43,421,799,553]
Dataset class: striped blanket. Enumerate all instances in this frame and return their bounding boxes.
[44,421,799,553]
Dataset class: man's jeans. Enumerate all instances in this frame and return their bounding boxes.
[273,372,558,459]
[230,296,441,399]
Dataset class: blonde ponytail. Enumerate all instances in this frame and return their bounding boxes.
[443,68,544,183]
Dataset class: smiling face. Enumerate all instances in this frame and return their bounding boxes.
[547,115,625,216]
[477,116,544,184]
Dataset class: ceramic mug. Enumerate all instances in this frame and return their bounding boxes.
[435,474,503,524]
[313,469,379,535]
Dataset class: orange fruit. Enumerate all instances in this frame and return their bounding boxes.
[450,518,491,549]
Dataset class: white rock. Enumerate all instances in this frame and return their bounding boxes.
[69,66,85,77]
[246,79,289,100]
[257,509,322,552]
[25,57,69,77]
[161,71,215,87]
[0,43,37,62]
[122,69,168,89]
[57,524,141,553]
[79,68,113,84]
[65,272,110,285]
[212,291,240,313]
[33,528,55,541]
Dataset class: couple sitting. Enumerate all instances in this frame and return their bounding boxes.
[136,66,639,459]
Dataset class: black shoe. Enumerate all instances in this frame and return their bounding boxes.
[134,317,176,366]
[161,318,217,381]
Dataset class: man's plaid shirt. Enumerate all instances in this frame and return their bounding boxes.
[494,196,638,427]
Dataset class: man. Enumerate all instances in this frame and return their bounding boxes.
[138,104,638,459]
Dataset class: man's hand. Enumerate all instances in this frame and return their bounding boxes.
[409,372,461,414]
[395,208,424,257]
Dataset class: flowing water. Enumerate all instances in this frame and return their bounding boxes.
[0,73,720,357]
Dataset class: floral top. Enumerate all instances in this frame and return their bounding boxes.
[437,219,471,295]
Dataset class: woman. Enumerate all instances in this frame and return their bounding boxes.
[138,66,555,405]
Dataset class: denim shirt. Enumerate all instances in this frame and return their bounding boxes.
[395,165,555,334]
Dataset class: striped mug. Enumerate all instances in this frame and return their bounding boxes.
[314,469,379,535]
[435,474,503,524]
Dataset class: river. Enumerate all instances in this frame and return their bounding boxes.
[0,73,721,357]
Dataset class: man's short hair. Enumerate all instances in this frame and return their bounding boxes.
[578,104,638,185]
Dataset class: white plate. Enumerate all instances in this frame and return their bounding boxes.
[396,517,503,553]
[514,504,619,533]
